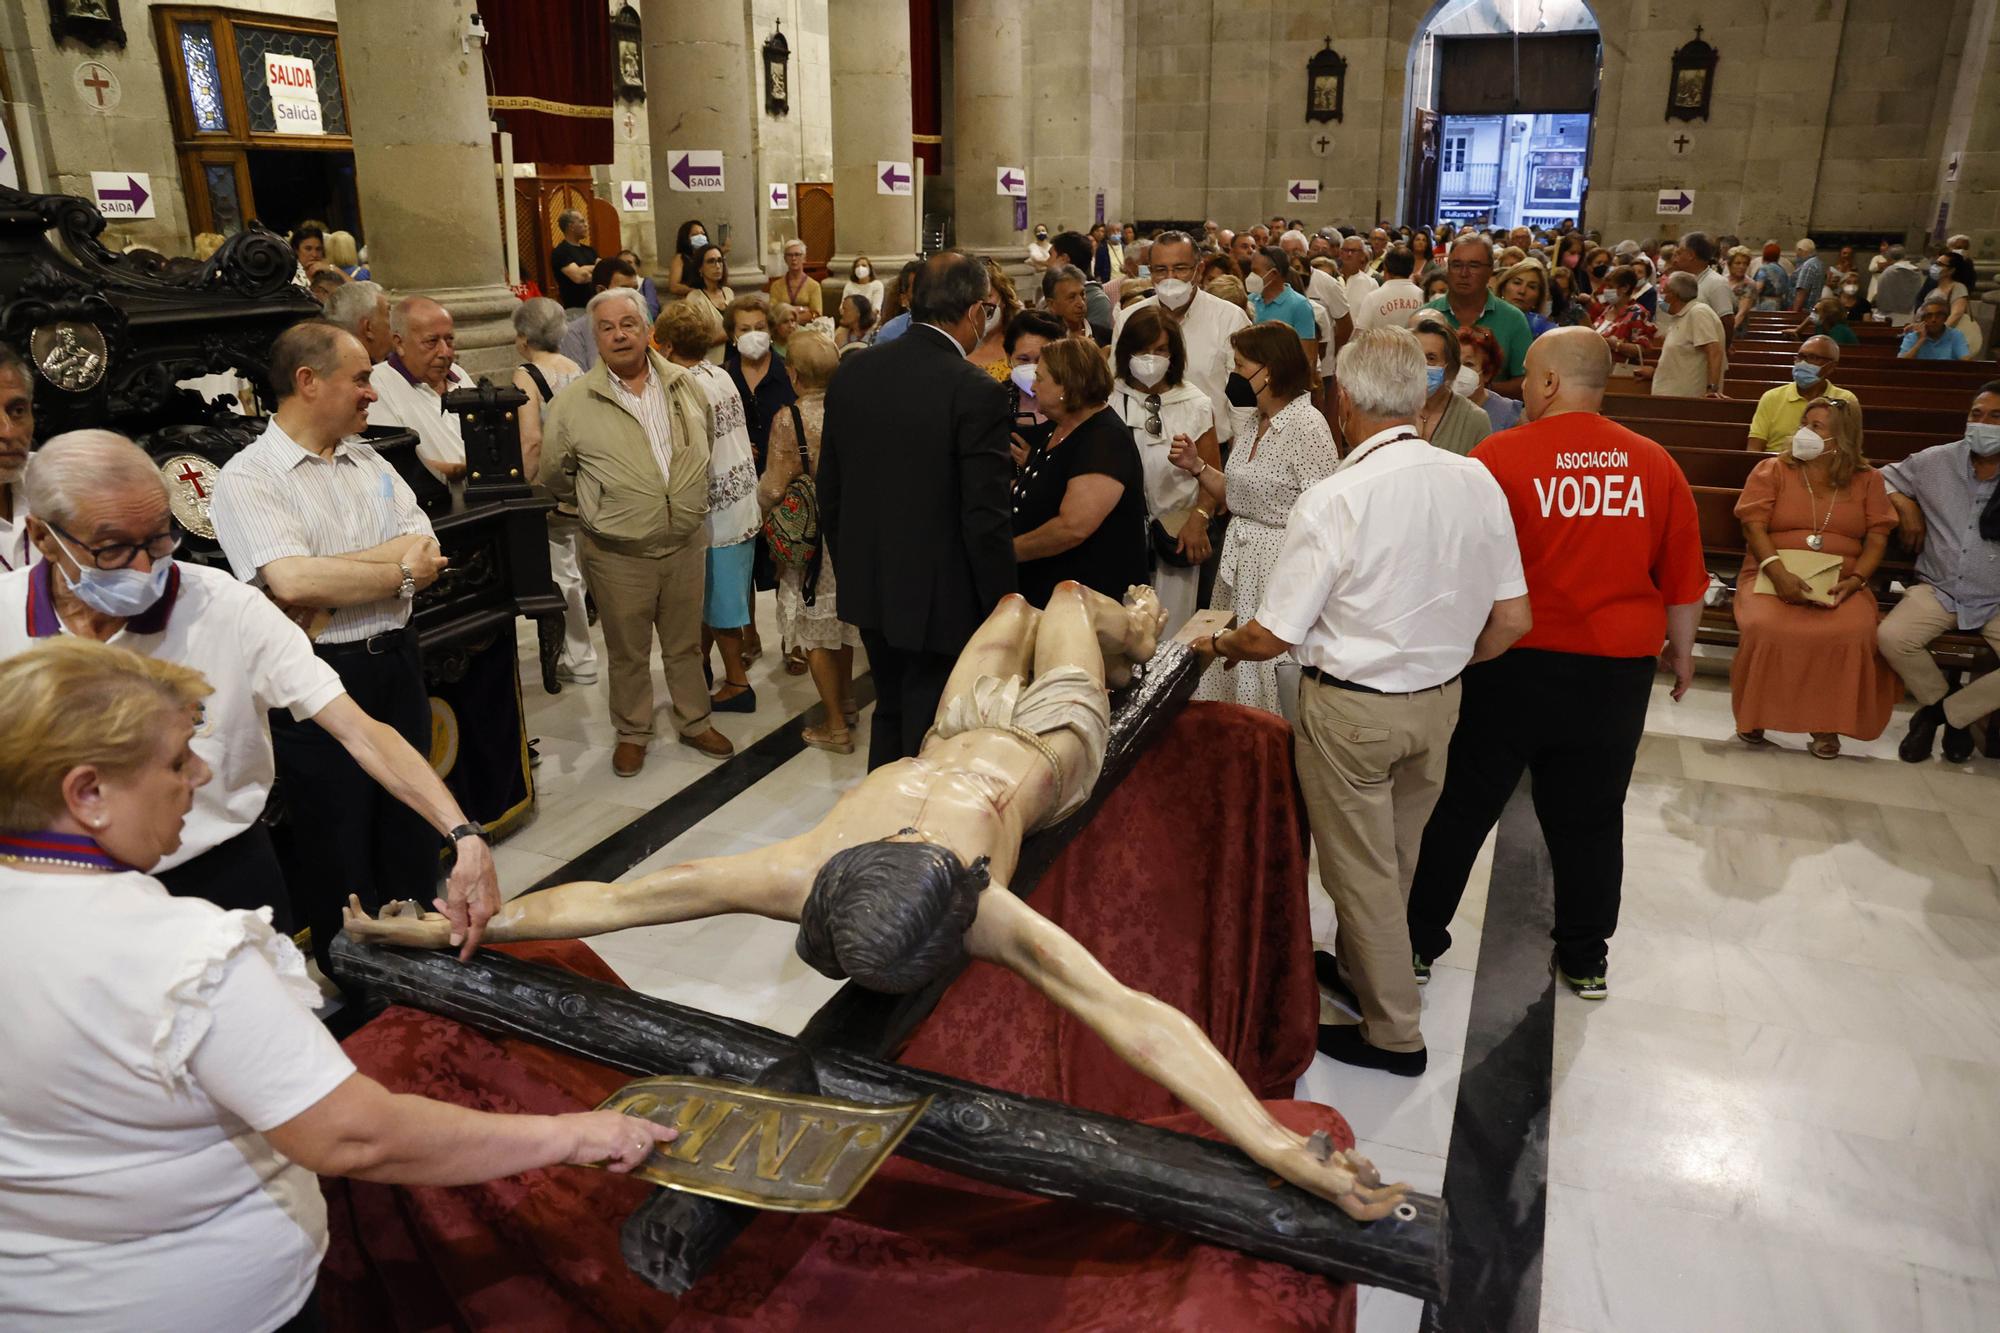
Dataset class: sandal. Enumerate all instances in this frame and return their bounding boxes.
[1736,729,1770,746]
[1808,734,1841,761]
[801,724,854,754]
[784,649,809,676]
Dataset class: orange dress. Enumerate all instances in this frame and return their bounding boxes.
[1730,458,1902,738]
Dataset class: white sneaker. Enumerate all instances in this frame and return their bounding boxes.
[556,661,599,685]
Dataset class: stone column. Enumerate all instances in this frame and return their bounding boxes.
[335,0,517,377]
[829,0,917,280]
[952,0,1027,255]
[641,0,764,291]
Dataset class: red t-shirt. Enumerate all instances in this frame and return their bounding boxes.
[1473,413,1708,658]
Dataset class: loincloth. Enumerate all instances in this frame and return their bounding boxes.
[922,666,1111,830]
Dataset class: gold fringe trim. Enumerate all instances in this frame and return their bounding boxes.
[488,95,614,120]
[912,133,942,144]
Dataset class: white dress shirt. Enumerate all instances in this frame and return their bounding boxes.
[209,417,436,643]
[1257,426,1527,691]
[1113,289,1250,444]
[0,484,30,575]
[0,868,354,1332]
[366,356,476,479]
[607,364,678,487]
[1342,269,1379,312]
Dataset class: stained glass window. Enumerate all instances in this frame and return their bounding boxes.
[236,27,348,136]
[179,22,227,133]
[204,164,243,235]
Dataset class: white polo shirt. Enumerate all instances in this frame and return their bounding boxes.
[1113,288,1250,444]
[1355,277,1426,331]
[1257,427,1527,692]
[0,560,345,869]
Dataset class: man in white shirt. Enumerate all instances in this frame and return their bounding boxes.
[210,321,498,974]
[9,425,498,961]
[1659,230,1736,342]
[1280,229,1352,378]
[1112,230,1250,447]
[367,296,475,481]
[0,346,33,577]
[1353,246,1425,331]
[1365,227,1391,273]
[1337,235,1379,313]
[322,279,393,365]
[1196,327,1532,1076]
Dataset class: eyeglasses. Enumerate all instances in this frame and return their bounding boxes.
[49,521,180,571]
[1144,393,1163,436]
[1447,260,1491,274]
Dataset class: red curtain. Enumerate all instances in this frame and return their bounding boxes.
[909,0,942,177]
[483,0,614,165]
[320,705,1355,1331]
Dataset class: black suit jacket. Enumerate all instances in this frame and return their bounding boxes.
[819,324,1017,655]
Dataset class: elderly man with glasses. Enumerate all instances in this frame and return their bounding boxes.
[1745,334,1858,451]
[1420,234,1532,395]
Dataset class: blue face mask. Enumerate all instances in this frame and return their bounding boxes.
[1425,365,1447,394]
[1790,361,1822,389]
[52,531,174,618]
[1136,265,1150,279]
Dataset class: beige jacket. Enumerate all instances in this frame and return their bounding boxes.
[539,351,713,558]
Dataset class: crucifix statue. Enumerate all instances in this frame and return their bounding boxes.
[345,581,1408,1221]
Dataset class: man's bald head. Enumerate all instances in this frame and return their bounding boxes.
[1800,334,1839,363]
[1521,327,1610,422]
[389,296,457,389]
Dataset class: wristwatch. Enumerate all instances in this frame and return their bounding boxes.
[396,561,417,601]
[448,822,490,849]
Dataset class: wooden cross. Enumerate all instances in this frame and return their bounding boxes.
[81,67,112,107]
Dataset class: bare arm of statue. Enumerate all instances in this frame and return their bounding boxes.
[963,889,1405,1220]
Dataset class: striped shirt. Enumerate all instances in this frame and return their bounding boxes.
[209,419,435,643]
[607,365,676,485]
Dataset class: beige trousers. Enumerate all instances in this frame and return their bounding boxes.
[1876,585,2000,728]
[1293,675,1461,1053]
[577,532,711,744]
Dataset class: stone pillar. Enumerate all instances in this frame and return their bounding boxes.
[952,0,1027,255]
[335,0,517,377]
[829,0,917,278]
[641,0,764,291]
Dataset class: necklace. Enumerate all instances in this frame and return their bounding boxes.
[1798,461,1837,551]
[0,830,133,872]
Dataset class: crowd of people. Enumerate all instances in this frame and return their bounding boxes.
[0,200,1993,1330]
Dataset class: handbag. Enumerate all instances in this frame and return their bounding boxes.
[760,404,823,603]
[1149,506,1200,568]
[1753,548,1843,605]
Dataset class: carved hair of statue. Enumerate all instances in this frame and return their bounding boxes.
[795,838,991,993]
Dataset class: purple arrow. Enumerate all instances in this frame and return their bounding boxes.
[1666,191,1692,210]
[100,175,148,210]
[623,182,644,206]
[881,163,910,191]
[1288,181,1313,200]
[999,169,1022,191]
[670,154,696,189]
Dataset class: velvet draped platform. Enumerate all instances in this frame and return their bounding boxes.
[319,703,1358,1331]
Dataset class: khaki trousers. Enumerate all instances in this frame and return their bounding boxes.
[1293,674,1461,1053]
[1876,585,2000,729]
[577,531,711,744]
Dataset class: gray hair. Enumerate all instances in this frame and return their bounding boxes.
[1795,238,1817,256]
[1888,244,1907,262]
[322,279,385,335]
[1042,263,1086,301]
[1278,229,1308,250]
[1679,231,1716,265]
[557,209,584,232]
[23,430,168,529]
[1448,232,1495,264]
[388,295,450,338]
[1918,294,1951,315]
[1663,271,1701,302]
[586,286,649,325]
[1336,326,1429,419]
[512,297,568,352]
[782,237,807,256]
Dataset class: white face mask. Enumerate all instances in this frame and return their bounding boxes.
[1452,364,1481,397]
[1154,277,1193,310]
[1009,363,1038,398]
[1128,353,1168,388]
[983,302,1003,336]
[1964,422,2000,456]
[854,265,871,281]
[1789,426,1826,461]
[736,330,771,360]
[688,233,707,250]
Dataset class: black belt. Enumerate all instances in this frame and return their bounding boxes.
[1299,665,1457,697]
[316,627,411,657]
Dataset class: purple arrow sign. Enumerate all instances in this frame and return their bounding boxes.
[1000,170,1021,191]
[623,182,644,206]
[668,151,723,192]
[671,154,696,189]
[100,175,148,210]
[880,163,910,191]
[1288,180,1317,201]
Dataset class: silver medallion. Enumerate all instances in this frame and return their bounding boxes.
[31,321,108,393]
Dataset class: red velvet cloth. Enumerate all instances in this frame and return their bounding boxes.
[908,0,942,178]
[483,0,613,165]
[322,704,1355,1331]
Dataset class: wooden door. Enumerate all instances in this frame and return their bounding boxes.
[182,148,255,236]
[587,196,621,259]
[797,183,835,267]
[1407,110,1440,228]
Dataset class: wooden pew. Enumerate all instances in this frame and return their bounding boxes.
[1626,416,1940,463]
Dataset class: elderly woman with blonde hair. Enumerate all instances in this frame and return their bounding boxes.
[0,639,674,1332]
[1730,395,1900,759]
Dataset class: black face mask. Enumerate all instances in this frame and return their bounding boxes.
[1591,264,1610,279]
[1225,371,1258,408]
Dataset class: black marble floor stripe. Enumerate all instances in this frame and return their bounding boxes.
[1424,782,1555,1333]
[523,677,876,894]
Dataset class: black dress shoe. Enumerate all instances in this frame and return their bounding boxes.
[1943,721,1975,764]
[1316,1023,1427,1077]
[1313,949,1359,1012]
[1899,701,1945,763]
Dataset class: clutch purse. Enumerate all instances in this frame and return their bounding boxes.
[1753,548,1843,606]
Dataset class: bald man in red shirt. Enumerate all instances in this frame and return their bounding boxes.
[1404,329,1708,1000]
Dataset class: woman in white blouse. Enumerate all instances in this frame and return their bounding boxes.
[0,640,674,1333]
[1109,304,1220,637]
[1190,322,1340,716]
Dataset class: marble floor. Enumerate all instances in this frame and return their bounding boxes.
[488,606,2000,1332]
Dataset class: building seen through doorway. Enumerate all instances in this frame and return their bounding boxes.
[1438,112,1589,229]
